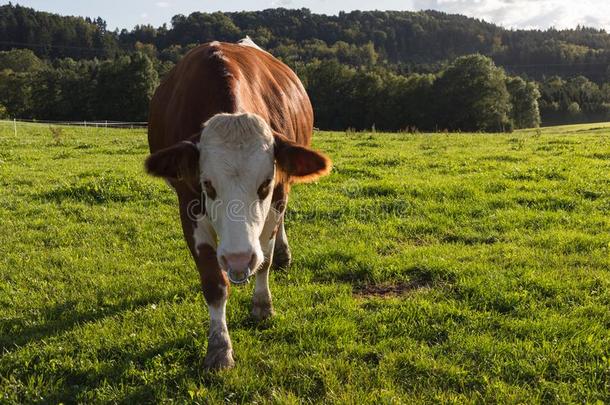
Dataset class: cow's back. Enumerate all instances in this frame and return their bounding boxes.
[148,41,313,153]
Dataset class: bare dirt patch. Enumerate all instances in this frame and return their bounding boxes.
[353,280,431,298]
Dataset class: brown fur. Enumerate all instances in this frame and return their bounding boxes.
[147,42,313,153]
[174,185,226,303]
[271,182,288,214]
[273,134,332,183]
[196,244,229,304]
[145,140,199,182]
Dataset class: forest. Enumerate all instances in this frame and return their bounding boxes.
[2,3,610,130]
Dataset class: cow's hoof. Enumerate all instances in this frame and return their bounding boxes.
[204,347,235,370]
[272,246,292,270]
[252,294,274,321]
[252,302,274,321]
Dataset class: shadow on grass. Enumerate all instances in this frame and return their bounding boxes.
[3,288,262,403]
[36,176,161,204]
[0,289,192,353]
[304,249,457,291]
[42,337,201,404]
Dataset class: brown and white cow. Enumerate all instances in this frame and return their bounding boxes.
[145,38,331,369]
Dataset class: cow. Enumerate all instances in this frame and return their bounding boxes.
[145,38,331,370]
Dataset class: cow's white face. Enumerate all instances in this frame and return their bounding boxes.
[145,112,331,284]
[198,113,277,282]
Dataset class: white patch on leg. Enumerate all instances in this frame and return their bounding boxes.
[208,284,228,325]
[255,268,270,297]
[193,215,217,255]
[259,204,283,245]
[256,237,274,291]
[276,218,289,250]
[207,285,229,342]
[252,238,274,320]
[204,283,234,369]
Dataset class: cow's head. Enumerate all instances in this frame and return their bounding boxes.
[145,113,331,283]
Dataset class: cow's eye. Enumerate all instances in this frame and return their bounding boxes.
[257,178,272,200]
[203,180,217,200]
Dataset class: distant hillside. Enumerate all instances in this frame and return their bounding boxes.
[2,3,610,129]
[2,4,610,81]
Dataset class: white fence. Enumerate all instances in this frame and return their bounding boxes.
[0,119,148,136]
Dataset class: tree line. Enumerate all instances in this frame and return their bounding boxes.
[2,3,610,130]
[0,49,541,131]
[5,4,610,81]
[0,49,158,121]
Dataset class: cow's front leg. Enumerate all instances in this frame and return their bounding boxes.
[252,226,276,320]
[200,245,234,370]
[189,213,234,370]
[272,215,292,269]
[252,259,273,320]
[271,184,291,270]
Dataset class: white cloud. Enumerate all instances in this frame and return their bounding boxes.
[410,0,610,29]
[271,0,293,6]
[156,1,171,7]
[140,12,149,19]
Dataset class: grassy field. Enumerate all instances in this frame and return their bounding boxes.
[0,121,609,403]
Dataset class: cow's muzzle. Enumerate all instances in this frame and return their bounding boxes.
[220,251,257,285]
[227,267,252,285]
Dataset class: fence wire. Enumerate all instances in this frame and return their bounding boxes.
[0,119,148,137]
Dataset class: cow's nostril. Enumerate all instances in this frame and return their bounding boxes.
[223,252,254,272]
[221,252,255,285]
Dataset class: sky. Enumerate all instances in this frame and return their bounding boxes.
[5,0,610,32]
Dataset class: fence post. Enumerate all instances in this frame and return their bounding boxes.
[14,118,17,136]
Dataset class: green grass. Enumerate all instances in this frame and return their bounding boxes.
[1,121,609,403]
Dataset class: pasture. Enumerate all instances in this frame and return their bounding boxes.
[0,122,609,403]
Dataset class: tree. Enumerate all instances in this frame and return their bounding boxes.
[0,103,8,119]
[0,4,118,59]
[0,70,33,118]
[29,59,98,120]
[434,54,512,132]
[95,53,159,121]
[507,76,541,129]
[302,60,356,130]
[568,102,581,116]
[380,73,435,131]
[0,49,44,72]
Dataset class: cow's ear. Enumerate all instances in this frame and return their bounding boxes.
[145,140,200,181]
[273,134,331,183]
